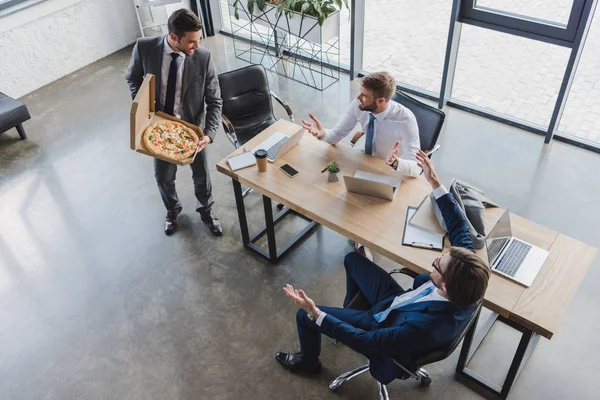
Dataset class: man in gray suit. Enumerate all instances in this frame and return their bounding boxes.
[126,8,223,236]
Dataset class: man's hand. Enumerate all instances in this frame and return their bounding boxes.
[283,284,318,314]
[302,114,326,139]
[385,141,400,166]
[416,149,441,189]
[196,136,211,152]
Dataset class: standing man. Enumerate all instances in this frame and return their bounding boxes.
[303,71,421,260]
[126,9,223,236]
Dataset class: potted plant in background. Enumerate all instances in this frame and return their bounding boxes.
[327,161,340,182]
[232,0,348,44]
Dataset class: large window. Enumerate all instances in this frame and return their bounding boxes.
[362,0,452,94]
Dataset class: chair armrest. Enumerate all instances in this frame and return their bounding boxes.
[270,91,294,123]
[389,268,420,279]
[221,114,240,148]
[350,131,364,147]
[424,144,441,158]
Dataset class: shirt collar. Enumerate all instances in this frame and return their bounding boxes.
[163,36,186,58]
[370,101,393,122]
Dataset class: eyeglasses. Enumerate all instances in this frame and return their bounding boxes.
[432,258,444,277]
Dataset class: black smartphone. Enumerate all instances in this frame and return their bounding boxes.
[280,163,299,178]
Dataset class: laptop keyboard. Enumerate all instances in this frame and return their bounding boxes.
[487,237,509,266]
[267,137,288,160]
[495,240,532,277]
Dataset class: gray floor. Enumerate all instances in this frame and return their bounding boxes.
[1,34,599,400]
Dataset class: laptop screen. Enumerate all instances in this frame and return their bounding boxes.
[485,209,513,267]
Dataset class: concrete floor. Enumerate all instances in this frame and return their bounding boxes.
[1,34,599,400]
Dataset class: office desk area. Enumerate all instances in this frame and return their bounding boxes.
[216,119,597,399]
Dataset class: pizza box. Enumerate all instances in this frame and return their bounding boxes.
[130,73,204,166]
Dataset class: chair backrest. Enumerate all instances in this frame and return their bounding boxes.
[395,301,482,374]
[218,64,276,144]
[391,91,445,152]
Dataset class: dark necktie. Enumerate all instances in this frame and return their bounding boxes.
[365,113,375,155]
[164,53,180,116]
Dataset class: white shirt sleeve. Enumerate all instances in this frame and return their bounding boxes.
[393,114,421,176]
[432,185,448,199]
[315,311,327,326]
[323,99,360,145]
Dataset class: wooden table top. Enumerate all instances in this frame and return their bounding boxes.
[216,120,597,339]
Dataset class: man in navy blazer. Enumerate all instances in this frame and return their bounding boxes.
[277,150,491,384]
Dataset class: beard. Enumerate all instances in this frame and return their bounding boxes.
[358,101,377,112]
[175,41,194,56]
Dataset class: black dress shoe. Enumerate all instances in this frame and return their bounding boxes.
[164,210,180,235]
[275,352,322,374]
[200,210,223,236]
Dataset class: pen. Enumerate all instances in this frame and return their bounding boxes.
[321,166,328,173]
[411,242,434,249]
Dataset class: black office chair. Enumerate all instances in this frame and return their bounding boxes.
[350,90,446,157]
[329,267,482,399]
[218,64,295,198]
[218,64,294,148]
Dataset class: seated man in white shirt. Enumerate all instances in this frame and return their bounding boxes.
[303,71,421,261]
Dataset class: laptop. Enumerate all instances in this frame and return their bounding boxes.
[252,129,304,162]
[343,171,402,201]
[485,209,548,287]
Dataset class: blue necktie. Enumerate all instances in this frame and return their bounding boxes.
[373,286,434,323]
[365,113,375,155]
[163,53,180,116]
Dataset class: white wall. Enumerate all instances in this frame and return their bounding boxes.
[0,0,141,99]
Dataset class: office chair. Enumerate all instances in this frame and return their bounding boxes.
[350,90,446,158]
[329,267,482,400]
[218,64,295,198]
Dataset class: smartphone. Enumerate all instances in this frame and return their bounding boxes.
[280,163,299,178]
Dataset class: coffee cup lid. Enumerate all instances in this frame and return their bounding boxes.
[254,149,268,158]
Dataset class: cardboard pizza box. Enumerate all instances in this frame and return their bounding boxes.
[130,73,204,166]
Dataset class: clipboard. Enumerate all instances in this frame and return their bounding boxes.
[227,149,256,171]
[402,206,445,251]
[410,194,446,235]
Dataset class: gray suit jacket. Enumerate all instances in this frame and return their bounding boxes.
[431,179,498,249]
[125,36,222,141]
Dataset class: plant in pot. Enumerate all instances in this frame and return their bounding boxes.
[327,161,340,182]
[233,0,349,26]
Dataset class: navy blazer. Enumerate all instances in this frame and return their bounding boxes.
[319,192,478,384]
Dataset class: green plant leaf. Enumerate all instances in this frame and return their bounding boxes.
[335,0,342,9]
[247,0,254,14]
[300,2,310,14]
[257,0,266,10]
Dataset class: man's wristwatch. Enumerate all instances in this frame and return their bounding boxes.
[307,309,319,321]
[391,159,399,170]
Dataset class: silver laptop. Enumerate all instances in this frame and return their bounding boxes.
[485,209,548,287]
[252,129,304,162]
[343,171,402,201]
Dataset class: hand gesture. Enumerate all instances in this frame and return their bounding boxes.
[283,284,316,313]
[302,114,326,139]
[386,141,400,166]
[197,136,211,152]
[416,150,441,189]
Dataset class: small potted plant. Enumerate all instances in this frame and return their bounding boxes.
[327,161,340,182]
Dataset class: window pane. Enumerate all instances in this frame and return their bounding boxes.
[475,0,574,25]
[363,0,452,93]
[559,7,600,145]
[452,24,570,127]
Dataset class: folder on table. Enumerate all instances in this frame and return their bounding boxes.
[409,194,446,236]
[227,150,256,171]
[402,206,445,251]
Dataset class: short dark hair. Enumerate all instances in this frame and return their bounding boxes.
[361,71,396,102]
[168,8,202,38]
[443,247,490,306]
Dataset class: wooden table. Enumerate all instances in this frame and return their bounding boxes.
[216,120,597,399]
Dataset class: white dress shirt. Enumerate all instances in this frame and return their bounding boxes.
[322,98,421,176]
[161,36,186,119]
[315,185,450,327]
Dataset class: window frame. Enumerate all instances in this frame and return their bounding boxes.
[459,0,588,47]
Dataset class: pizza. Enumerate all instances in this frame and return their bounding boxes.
[143,120,200,160]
